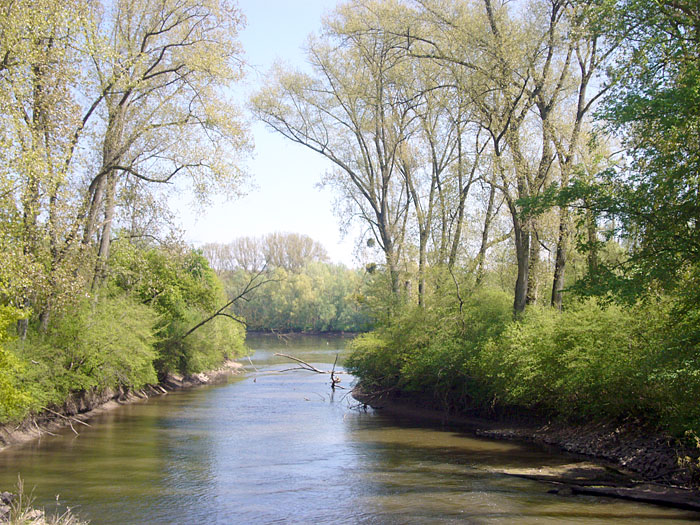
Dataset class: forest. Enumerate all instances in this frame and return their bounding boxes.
[1,0,699,452]
[201,233,371,333]
[0,0,251,423]
[252,0,700,439]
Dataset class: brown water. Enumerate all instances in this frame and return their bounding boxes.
[1,334,699,524]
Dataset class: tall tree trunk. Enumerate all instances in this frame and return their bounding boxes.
[475,179,497,287]
[83,174,107,245]
[417,230,427,307]
[526,220,541,305]
[586,206,598,278]
[92,172,117,289]
[551,206,569,310]
[513,214,530,316]
[86,102,125,246]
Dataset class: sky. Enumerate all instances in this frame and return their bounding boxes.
[178,0,361,267]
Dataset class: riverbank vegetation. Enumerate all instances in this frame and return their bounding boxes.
[0,0,249,424]
[253,0,700,441]
[1,478,87,524]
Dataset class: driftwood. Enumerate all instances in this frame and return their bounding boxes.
[330,354,341,390]
[40,407,92,436]
[274,353,345,389]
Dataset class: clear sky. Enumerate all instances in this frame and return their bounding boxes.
[178,0,360,267]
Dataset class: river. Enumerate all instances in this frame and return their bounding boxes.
[1,334,699,524]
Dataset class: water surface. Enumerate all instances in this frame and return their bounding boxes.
[1,334,698,524]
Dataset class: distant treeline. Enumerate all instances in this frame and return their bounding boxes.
[202,233,371,333]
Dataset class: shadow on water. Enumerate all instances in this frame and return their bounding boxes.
[0,333,698,524]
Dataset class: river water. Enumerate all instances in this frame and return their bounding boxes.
[1,334,699,524]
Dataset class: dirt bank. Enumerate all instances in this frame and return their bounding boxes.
[0,360,243,453]
[352,387,700,511]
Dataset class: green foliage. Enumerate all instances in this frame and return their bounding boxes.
[0,239,247,424]
[108,240,245,375]
[0,306,32,422]
[482,296,700,431]
[155,306,245,376]
[223,262,370,333]
[11,292,158,411]
[109,240,219,322]
[481,300,642,418]
[347,287,512,410]
[350,286,700,435]
[577,0,700,300]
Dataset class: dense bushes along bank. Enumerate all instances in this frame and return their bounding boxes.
[347,287,700,461]
[0,241,246,425]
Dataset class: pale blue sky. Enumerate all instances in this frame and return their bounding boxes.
[180,0,360,267]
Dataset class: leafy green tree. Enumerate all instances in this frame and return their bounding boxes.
[108,239,245,374]
[0,0,95,332]
[592,0,700,297]
[85,0,251,287]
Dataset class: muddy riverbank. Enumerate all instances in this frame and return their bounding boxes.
[352,387,700,511]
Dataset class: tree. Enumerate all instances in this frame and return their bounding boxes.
[413,0,617,313]
[252,1,417,297]
[262,232,329,272]
[594,0,700,296]
[85,0,250,287]
[548,0,620,309]
[202,233,329,274]
[0,0,94,332]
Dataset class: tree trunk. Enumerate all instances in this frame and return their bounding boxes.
[92,172,117,289]
[87,101,125,246]
[417,230,427,307]
[526,220,541,305]
[587,207,598,278]
[475,179,497,287]
[551,206,569,310]
[513,216,530,316]
[39,305,51,332]
[83,174,107,245]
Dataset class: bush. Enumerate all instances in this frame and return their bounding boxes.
[0,306,32,422]
[347,287,512,410]
[349,287,700,435]
[480,300,646,419]
[11,292,158,413]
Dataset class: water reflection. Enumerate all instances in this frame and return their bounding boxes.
[0,333,698,524]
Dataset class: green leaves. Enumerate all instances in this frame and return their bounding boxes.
[591,0,700,298]
[7,293,158,415]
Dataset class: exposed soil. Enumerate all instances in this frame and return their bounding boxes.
[0,360,243,453]
[352,386,700,511]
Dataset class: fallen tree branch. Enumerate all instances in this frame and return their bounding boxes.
[274,352,346,392]
[41,407,92,428]
[331,354,341,390]
[182,266,276,339]
[274,353,329,374]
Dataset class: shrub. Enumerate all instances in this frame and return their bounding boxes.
[12,292,158,413]
[349,287,700,435]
